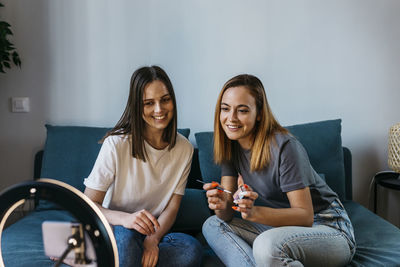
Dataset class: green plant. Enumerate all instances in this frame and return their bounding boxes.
[0,2,21,73]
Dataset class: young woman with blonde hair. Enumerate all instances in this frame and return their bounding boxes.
[202,74,355,266]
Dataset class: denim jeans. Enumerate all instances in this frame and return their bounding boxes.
[113,225,202,267]
[202,199,356,267]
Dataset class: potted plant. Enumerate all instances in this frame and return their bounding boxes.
[0,1,21,73]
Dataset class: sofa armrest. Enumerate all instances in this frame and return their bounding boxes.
[33,150,43,180]
[343,147,352,201]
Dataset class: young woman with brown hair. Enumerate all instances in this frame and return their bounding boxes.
[83,66,202,267]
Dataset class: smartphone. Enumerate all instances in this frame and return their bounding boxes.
[42,221,96,266]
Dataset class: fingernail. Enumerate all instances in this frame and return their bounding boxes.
[232,206,238,211]
[244,184,249,189]
[218,189,223,193]
[211,182,218,188]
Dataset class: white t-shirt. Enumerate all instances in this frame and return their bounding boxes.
[83,133,193,218]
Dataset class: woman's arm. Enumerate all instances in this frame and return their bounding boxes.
[84,187,160,235]
[141,193,183,267]
[236,186,314,227]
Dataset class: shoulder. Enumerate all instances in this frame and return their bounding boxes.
[273,132,294,147]
[273,132,308,159]
[174,133,194,154]
[103,134,130,149]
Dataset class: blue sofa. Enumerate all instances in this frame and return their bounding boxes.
[2,119,400,266]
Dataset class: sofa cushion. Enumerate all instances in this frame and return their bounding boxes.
[2,210,76,267]
[343,201,400,265]
[40,125,109,192]
[195,119,346,200]
[171,189,211,233]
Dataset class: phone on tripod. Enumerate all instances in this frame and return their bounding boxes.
[42,221,96,266]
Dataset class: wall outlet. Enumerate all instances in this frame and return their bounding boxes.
[11,97,30,113]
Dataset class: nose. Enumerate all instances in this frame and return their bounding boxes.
[154,101,162,113]
[228,110,238,122]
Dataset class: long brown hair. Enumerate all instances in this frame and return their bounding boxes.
[214,74,287,171]
[103,65,177,161]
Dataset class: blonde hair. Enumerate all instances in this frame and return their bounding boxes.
[214,74,287,171]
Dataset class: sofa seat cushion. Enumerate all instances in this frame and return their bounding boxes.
[343,201,400,266]
[195,119,346,199]
[2,210,75,267]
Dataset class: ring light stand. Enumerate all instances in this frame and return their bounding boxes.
[0,179,118,267]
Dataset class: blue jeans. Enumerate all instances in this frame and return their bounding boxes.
[202,199,356,267]
[113,225,202,267]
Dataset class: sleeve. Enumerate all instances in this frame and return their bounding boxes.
[279,139,314,193]
[83,137,117,192]
[220,160,238,177]
[173,143,194,195]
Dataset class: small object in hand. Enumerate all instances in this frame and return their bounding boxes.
[233,185,249,207]
[196,179,232,194]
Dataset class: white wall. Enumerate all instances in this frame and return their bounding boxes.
[1,0,400,223]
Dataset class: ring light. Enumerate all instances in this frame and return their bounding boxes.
[0,178,118,267]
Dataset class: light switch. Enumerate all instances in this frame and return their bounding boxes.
[11,97,30,113]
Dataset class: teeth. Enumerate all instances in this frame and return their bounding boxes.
[154,115,165,120]
[227,125,240,129]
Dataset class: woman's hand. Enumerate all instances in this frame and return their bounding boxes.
[203,181,230,211]
[142,236,160,267]
[232,175,258,220]
[123,209,160,236]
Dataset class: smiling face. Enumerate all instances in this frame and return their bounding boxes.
[142,80,174,135]
[219,86,259,150]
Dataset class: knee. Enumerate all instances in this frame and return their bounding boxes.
[253,229,284,266]
[113,225,144,250]
[113,226,144,266]
[202,215,222,238]
[160,233,202,267]
[179,234,203,266]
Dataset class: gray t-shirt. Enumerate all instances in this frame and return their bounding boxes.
[221,133,338,213]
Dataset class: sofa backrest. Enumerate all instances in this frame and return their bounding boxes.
[195,119,350,200]
[36,120,352,201]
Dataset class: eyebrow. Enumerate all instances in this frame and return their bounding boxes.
[143,93,170,101]
[221,102,250,108]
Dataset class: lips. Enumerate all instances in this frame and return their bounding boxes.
[227,125,242,129]
[153,115,166,120]
[226,124,242,132]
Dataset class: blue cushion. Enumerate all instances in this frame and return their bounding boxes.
[40,125,110,192]
[195,119,346,200]
[2,210,75,267]
[286,119,345,200]
[171,189,211,232]
[177,128,190,139]
[343,201,400,265]
[194,132,220,184]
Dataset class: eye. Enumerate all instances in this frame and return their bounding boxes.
[221,107,229,112]
[238,109,249,113]
[161,97,171,103]
[144,101,154,106]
